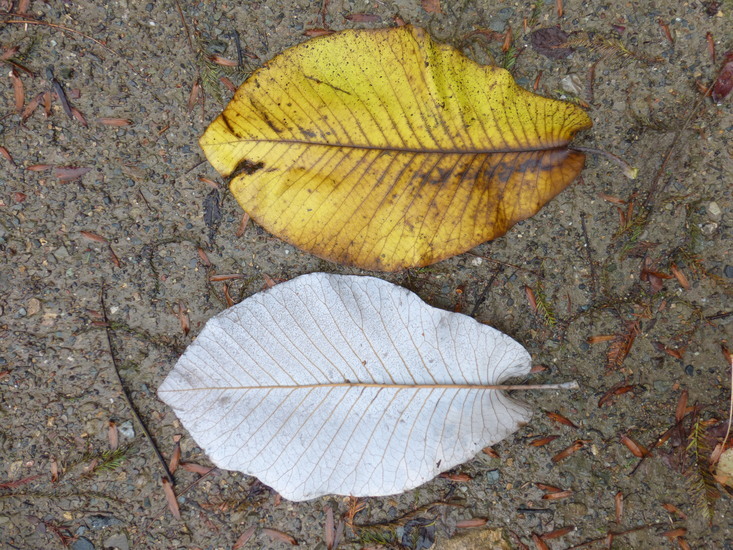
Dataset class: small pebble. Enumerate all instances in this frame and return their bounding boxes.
[118,420,135,439]
[72,537,95,550]
[707,201,722,221]
[486,469,500,485]
[103,533,129,550]
[27,298,41,316]
[54,246,70,260]
[560,74,584,96]
[724,265,733,278]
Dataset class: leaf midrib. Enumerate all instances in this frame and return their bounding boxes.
[208,138,575,156]
[161,382,538,392]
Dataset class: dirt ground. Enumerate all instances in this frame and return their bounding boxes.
[1,0,732,549]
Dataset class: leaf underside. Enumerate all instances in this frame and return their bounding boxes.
[158,273,532,501]
[200,25,592,271]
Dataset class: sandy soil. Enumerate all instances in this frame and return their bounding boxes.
[1,1,732,548]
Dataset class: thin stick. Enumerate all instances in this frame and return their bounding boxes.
[173,0,194,54]
[2,19,143,78]
[465,251,544,278]
[639,84,714,210]
[100,286,173,484]
[571,146,638,179]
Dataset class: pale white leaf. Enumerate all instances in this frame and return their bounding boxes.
[158,273,532,501]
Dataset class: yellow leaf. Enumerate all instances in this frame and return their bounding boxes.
[200,26,592,271]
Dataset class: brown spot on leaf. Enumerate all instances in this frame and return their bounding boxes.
[228,159,265,180]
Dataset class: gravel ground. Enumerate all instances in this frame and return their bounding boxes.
[1,1,732,549]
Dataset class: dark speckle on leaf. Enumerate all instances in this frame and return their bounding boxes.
[228,159,265,180]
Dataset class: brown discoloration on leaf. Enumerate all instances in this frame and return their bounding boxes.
[227,158,265,180]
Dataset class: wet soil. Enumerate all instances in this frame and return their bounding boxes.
[1,1,732,549]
